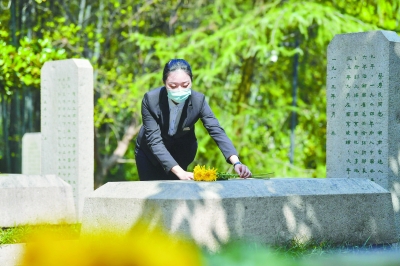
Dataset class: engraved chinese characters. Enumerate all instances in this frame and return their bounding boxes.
[327,31,400,231]
[41,59,94,219]
[328,52,387,181]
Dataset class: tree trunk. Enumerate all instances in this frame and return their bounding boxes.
[234,56,256,115]
[24,88,33,132]
[232,55,256,139]
[9,90,22,173]
[1,94,11,173]
[10,0,17,45]
[290,37,300,165]
[32,88,40,132]
[94,118,141,188]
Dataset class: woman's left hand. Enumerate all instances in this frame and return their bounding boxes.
[234,164,252,179]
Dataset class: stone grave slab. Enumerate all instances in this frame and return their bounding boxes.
[21,132,41,175]
[326,30,400,233]
[41,59,94,219]
[81,178,397,251]
[0,174,76,227]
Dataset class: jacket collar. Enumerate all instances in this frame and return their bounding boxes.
[159,87,170,133]
[159,86,192,136]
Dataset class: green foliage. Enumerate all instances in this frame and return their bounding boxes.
[0,30,67,96]
[0,226,30,245]
[1,0,399,181]
[205,242,295,266]
[272,238,337,258]
[0,224,80,245]
[123,0,380,177]
[204,239,400,265]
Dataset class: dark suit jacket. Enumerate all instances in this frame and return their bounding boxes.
[135,86,238,173]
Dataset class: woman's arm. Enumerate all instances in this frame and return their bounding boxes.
[141,94,176,172]
[199,97,238,160]
[199,97,252,178]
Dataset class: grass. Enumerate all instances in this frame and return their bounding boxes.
[273,238,337,258]
[0,223,81,245]
[1,225,399,266]
[204,239,400,266]
[1,225,396,254]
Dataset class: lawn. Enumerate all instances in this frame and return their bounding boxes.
[1,224,399,266]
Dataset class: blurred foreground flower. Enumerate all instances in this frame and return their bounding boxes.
[19,221,202,266]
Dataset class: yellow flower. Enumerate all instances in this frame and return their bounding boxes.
[193,165,217,181]
[19,220,202,266]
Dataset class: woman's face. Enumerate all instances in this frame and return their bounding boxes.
[165,70,192,90]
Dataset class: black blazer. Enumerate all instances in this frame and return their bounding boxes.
[135,86,238,173]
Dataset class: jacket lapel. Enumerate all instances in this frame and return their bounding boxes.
[176,96,191,134]
[159,87,170,134]
[184,95,194,127]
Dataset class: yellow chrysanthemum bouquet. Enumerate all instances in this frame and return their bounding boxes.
[193,165,218,181]
[193,165,273,181]
[192,165,243,181]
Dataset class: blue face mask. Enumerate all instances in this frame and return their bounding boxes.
[166,87,191,103]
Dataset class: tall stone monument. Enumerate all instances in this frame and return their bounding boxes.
[41,59,94,219]
[21,132,41,175]
[327,30,400,233]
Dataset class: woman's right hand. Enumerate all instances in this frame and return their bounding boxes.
[178,171,194,180]
[171,165,194,180]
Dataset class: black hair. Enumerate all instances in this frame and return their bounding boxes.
[162,59,193,83]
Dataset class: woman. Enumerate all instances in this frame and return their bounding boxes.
[135,59,252,181]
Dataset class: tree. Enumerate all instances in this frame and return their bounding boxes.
[0,0,67,172]
[1,0,398,185]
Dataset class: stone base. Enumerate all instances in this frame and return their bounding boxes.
[0,174,76,227]
[0,244,24,266]
[81,178,397,251]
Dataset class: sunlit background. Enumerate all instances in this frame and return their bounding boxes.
[1,0,398,187]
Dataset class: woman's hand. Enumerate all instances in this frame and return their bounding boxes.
[234,163,252,179]
[229,155,252,179]
[177,171,194,180]
[171,165,194,180]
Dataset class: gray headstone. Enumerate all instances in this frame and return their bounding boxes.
[21,132,41,175]
[326,30,400,234]
[0,174,76,227]
[41,59,94,219]
[81,178,397,251]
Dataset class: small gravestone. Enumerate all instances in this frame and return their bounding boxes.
[41,59,94,219]
[0,174,76,227]
[326,30,400,232]
[21,132,41,175]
